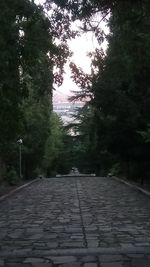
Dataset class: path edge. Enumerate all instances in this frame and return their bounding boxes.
[0,178,39,202]
[112,176,150,197]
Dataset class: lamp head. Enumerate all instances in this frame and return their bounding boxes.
[17,139,23,144]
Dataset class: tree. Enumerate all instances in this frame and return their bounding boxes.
[43,112,66,176]
[51,0,150,181]
[0,0,72,182]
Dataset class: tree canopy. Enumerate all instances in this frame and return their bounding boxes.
[53,0,150,182]
[1,0,150,184]
[0,0,73,183]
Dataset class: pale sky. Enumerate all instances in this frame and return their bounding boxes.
[61,31,108,95]
[34,0,109,95]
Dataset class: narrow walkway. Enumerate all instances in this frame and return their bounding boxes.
[0,177,150,266]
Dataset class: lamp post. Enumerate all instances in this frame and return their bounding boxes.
[17,139,23,179]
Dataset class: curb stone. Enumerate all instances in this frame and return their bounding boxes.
[0,178,39,202]
[112,176,150,197]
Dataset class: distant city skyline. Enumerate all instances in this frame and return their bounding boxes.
[53,90,84,124]
[53,90,69,104]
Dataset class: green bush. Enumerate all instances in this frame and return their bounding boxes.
[6,168,19,185]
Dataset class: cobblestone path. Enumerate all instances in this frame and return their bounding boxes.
[0,177,150,266]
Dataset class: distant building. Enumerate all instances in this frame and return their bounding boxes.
[53,90,84,125]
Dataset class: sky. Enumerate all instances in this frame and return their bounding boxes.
[60,31,108,95]
[35,0,109,95]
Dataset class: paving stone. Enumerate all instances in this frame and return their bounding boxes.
[32,264,53,267]
[8,249,32,256]
[100,262,123,267]
[65,228,82,233]
[83,263,98,267]
[43,234,58,238]
[87,241,99,247]
[86,237,98,240]
[123,262,132,267]
[81,256,97,262]
[5,264,31,267]
[135,242,150,246]
[6,258,25,263]
[126,254,145,258]
[49,256,77,264]
[45,242,58,248]
[131,259,150,267]
[24,258,45,263]
[99,255,123,262]
[59,242,84,248]
[70,237,83,240]
[58,264,81,267]
[0,260,4,266]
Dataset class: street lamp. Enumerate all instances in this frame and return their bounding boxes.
[17,138,23,179]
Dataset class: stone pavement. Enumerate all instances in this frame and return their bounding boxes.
[0,177,150,266]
